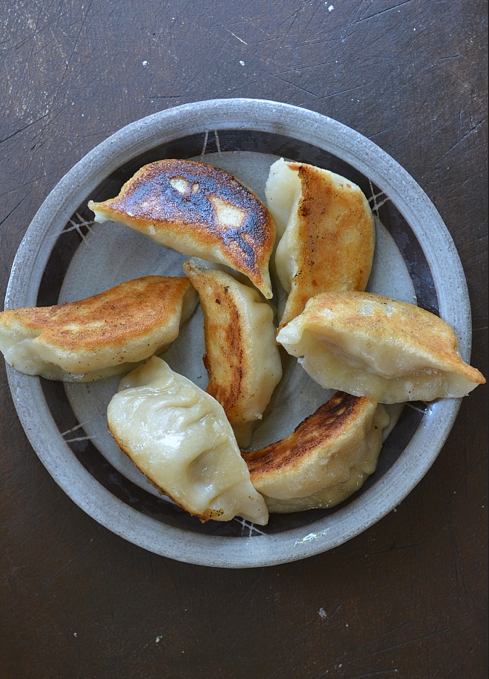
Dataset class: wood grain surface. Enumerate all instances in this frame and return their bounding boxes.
[1,2,487,678]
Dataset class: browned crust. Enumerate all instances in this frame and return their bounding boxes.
[183,265,245,420]
[203,292,245,419]
[243,393,372,480]
[280,162,375,327]
[89,160,275,296]
[303,291,486,385]
[1,276,191,351]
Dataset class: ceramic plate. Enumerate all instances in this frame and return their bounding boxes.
[4,99,471,568]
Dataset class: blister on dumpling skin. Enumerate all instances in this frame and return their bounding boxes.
[183,259,283,448]
[88,159,275,299]
[277,290,486,403]
[243,392,389,512]
[107,356,269,525]
[266,159,375,328]
[0,276,197,382]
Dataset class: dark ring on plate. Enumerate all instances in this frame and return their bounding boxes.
[36,129,433,538]
[5,100,469,566]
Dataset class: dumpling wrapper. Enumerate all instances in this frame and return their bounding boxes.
[243,392,389,512]
[277,291,486,403]
[183,259,283,447]
[265,157,302,240]
[266,159,375,327]
[88,159,275,299]
[0,276,197,382]
[107,356,269,525]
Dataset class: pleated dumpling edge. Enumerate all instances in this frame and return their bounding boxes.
[108,356,269,526]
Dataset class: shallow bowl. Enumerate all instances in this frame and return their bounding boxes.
[5,99,470,568]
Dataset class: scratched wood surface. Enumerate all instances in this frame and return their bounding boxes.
[1,2,487,678]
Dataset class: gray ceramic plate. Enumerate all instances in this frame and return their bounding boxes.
[5,99,471,568]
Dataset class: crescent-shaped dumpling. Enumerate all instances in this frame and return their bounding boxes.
[88,160,275,299]
[266,159,375,327]
[0,276,197,382]
[243,392,390,512]
[107,356,269,525]
[277,291,486,403]
[183,259,283,447]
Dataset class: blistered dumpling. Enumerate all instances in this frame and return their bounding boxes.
[88,159,276,299]
[266,159,375,327]
[107,357,269,525]
[183,259,283,447]
[243,392,389,512]
[0,276,197,382]
[277,291,486,403]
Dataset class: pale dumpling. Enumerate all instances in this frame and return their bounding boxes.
[243,392,389,512]
[107,356,269,525]
[265,157,302,239]
[266,159,375,328]
[183,259,283,447]
[277,291,486,403]
[0,276,198,382]
[88,159,276,299]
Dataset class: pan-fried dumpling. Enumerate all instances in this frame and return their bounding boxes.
[266,159,375,327]
[265,157,302,239]
[277,291,486,403]
[243,392,389,512]
[183,259,283,447]
[88,159,275,299]
[107,356,269,525]
[0,276,197,382]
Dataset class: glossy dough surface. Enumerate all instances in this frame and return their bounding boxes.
[0,276,197,381]
[183,259,283,447]
[243,392,389,512]
[277,291,486,403]
[267,159,375,327]
[107,356,269,525]
[88,159,275,298]
[265,157,302,239]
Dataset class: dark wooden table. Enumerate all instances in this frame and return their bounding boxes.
[1,2,487,678]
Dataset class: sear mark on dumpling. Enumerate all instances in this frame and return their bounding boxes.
[265,158,375,328]
[107,356,269,525]
[243,392,390,512]
[277,290,486,403]
[88,159,276,299]
[0,276,197,382]
[183,259,282,448]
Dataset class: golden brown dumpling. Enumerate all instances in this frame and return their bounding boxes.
[0,276,197,381]
[266,159,375,327]
[277,291,486,403]
[89,159,275,298]
[243,392,389,512]
[183,259,282,447]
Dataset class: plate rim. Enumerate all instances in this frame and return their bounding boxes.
[4,98,468,567]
